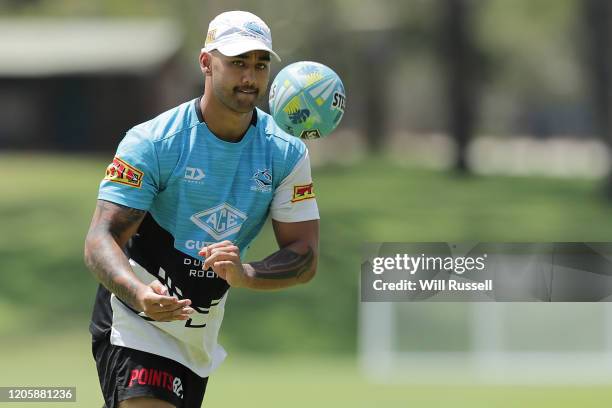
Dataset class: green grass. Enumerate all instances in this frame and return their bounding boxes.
[2,153,612,406]
[2,153,612,352]
[1,331,612,408]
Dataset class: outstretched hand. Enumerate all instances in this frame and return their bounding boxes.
[136,280,194,322]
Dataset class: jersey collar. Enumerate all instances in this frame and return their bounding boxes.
[194,96,258,127]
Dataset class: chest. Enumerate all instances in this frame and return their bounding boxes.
[152,143,275,249]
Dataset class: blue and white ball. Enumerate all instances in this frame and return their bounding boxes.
[269,61,345,140]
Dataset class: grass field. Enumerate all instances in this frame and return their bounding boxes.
[2,153,612,406]
[2,331,612,408]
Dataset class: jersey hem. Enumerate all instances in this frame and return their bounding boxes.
[97,193,150,212]
[270,211,320,223]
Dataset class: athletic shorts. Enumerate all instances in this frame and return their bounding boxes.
[92,334,209,408]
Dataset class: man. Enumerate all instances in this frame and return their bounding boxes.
[84,10,319,408]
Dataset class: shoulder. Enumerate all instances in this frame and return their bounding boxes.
[255,108,307,162]
[127,99,200,146]
[254,109,311,184]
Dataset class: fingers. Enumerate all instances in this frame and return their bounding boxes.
[146,280,181,306]
[140,282,195,322]
[153,305,195,322]
[149,279,168,295]
[200,242,239,268]
[212,260,234,281]
[203,251,240,271]
[156,295,187,307]
[198,240,237,258]
[142,299,195,322]
[196,242,246,288]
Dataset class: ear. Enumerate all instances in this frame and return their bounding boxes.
[199,51,212,76]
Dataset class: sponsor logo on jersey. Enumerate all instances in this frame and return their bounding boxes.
[291,183,315,202]
[251,168,272,193]
[185,239,214,251]
[104,157,143,188]
[184,167,205,183]
[173,377,183,398]
[190,203,247,240]
[128,368,183,399]
[183,257,219,279]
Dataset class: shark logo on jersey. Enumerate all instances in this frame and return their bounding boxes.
[251,168,272,193]
[190,203,247,240]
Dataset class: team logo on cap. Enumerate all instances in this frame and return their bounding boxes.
[205,29,217,45]
[244,21,266,39]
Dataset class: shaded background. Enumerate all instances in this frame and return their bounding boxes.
[3,0,612,406]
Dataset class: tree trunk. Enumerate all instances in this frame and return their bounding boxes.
[440,0,479,173]
[363,34,391,154]
[582,0,612,198]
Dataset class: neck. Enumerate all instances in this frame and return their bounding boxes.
[199,91,253,142]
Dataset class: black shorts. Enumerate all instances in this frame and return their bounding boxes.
[92,334,209,408]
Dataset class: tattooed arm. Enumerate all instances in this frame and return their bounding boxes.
[200,219,319,290]
[84,199,193,321]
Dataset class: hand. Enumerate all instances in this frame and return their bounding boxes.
[199,241,248,288]
[136,280,194,322]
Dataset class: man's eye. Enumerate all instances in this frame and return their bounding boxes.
[256,64,268,70]
[232,60,244,67]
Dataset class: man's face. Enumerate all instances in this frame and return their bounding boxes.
[208,50,271,113]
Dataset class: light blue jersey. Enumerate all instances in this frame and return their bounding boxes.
[91,98,319,376]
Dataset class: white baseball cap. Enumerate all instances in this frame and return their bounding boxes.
[202,11,281,61]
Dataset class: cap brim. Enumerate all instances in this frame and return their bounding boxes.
[208,39,281,62]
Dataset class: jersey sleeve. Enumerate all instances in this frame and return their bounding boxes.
[97,128,160,211]
[270,149,320,222]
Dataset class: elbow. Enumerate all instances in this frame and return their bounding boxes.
[297,242,318,284]
[83,236,93,271]
[297,257,317,284]
[83,232,98,272]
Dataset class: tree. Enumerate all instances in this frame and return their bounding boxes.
[438,0,481,173]
[582,0,612,198]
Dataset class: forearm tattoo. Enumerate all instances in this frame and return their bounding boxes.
[85,200,146,309]
[249,247,314,280]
